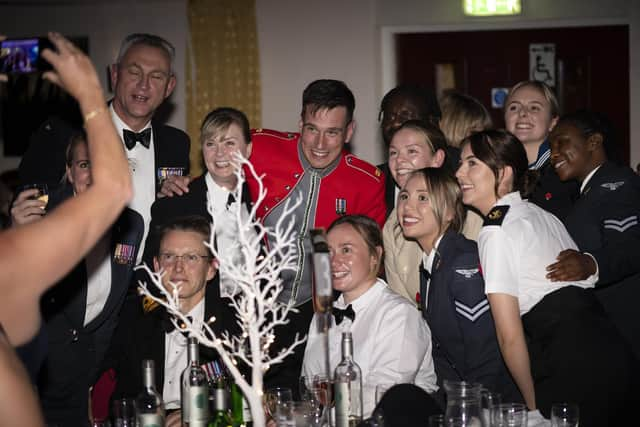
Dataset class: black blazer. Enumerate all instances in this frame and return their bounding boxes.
[18,114,190,194]
[36,184,145,427]
[562,161,640,358]
[141,174,253,270]
[105,275,239,401]
[420,230,521,403]
[528,159,578,222]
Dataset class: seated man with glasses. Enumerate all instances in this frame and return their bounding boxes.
[102,215,238,422]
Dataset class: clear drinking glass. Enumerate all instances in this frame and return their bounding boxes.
[491,403,527,427]
[18,183,48,207]
[305,387,328,426]
[112,398,136,427]
[480,389,501,427]
[550,403,579,427]
[429,413,446,427]
[265,387,294,418]
[374,383,395,405]
[443,380,483,426]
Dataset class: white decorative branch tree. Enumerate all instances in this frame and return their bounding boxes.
[137,155,306,427]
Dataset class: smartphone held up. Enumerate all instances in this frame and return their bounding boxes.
[0,37,53,75]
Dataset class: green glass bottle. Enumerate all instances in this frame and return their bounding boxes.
[208,378,233,427]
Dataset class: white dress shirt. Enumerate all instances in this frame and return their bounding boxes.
[302,279,438,417]
[479,192,596,315]
[83,230,112,325]
[162,299,205,409]
[205,173,256,297]
[110,105,155,263]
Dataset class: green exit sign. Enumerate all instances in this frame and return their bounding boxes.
[464,0,522,16]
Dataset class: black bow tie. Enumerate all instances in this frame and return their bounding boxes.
[123,128,151,150]
[333,304,355,325]
[162,314,193,335]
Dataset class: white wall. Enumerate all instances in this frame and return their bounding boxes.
[0,0,188,172]
[1,0,639,171]
[255,0,378,161]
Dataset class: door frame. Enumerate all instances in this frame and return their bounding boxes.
[380,17,632,159]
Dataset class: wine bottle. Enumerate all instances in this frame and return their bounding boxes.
[311,228,333,313]
[135,359,165,427]
[334,332,363,427]
[181,337,210,426]
[208,378,233,427]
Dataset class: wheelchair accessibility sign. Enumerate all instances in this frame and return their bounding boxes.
[529,43,556,87]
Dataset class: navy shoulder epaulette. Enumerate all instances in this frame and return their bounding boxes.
[483,205,510,226]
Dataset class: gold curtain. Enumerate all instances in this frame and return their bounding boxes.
[186,0,262,176]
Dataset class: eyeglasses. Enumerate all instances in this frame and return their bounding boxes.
[158,253,211,267]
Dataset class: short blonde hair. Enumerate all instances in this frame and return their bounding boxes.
[439,91,492,148]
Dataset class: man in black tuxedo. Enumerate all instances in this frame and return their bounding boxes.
[104,215,238,423]
[12,135,144,426]
[18,33,190,261]
[142,107,254,299]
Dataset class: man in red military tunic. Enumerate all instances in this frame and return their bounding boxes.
[247,80,385,392]
[248,80,386,307]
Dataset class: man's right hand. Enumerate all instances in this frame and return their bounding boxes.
[157,175,191,198]
[10,189,46,226]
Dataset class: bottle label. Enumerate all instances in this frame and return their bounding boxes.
[138,413,164,427]
[242,396,252,421]
[334,382,350,427]
[188,385,209,421]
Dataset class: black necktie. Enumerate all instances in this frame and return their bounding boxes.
[123,128,151,150]
[162,314,193,335]
[333,304,355,325]
[226,192,236,210]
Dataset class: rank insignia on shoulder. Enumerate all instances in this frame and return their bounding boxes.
[483,205,509,226]
[601,181,624,191]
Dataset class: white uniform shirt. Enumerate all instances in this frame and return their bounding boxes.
[205,173,256,297]
[83,230,112,325]
[301,279,438,417]
[479,192,596,315]
[110,105,155,263]
[162,299,205,409]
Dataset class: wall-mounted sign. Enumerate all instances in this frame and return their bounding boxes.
[529,43,556,87]
[491,88,510,109]
[463,0,521,16]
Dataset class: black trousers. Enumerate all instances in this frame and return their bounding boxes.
[522,286,639,426]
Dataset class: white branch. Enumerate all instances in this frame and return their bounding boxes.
[137,155,307,427]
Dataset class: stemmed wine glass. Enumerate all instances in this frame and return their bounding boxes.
[265,386,293,422]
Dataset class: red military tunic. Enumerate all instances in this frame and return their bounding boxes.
[246,128,386,231]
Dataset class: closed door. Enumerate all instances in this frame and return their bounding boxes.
[396,25,629,164]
